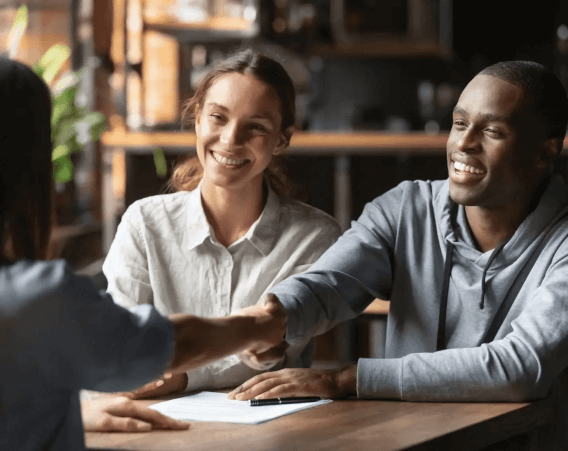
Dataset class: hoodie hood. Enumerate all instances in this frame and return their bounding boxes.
[435,175,568,271]
[431,174,568,349]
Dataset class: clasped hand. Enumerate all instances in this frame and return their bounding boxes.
[123,294,289,400]
[233,294,289,370]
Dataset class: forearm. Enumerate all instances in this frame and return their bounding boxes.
[168,312,282,374]
[357,340,550,402]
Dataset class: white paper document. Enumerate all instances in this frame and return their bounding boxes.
[149,391,332,424]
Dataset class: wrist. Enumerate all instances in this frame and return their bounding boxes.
[334,365,358,398]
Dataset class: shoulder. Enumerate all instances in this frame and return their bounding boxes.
[367,179,446,214]
[0,259,75,316]
[279,196,341,236]
[376,179,444,203]
[121,191,194,230]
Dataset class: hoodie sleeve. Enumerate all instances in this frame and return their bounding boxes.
[271,183,405,341]
[358,241,568,402]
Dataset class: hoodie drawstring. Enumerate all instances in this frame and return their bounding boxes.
[479,242,507,309]
[437,239,507,351]
[437,240,454,351]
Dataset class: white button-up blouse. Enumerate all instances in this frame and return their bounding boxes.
[103,184,341,392]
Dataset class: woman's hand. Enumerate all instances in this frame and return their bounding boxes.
[226,366,358,401]
[81,396,189,432]
[125,372,188,400]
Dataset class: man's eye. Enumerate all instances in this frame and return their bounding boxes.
[453,120,466,128]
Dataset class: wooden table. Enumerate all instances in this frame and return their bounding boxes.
[85,396,552,451]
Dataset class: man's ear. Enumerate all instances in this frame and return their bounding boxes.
[536,137,561,171]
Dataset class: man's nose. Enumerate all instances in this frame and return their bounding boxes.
[456,127,479,153]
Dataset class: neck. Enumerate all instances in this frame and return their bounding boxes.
[200,177,266,248]
[464,177,549,253]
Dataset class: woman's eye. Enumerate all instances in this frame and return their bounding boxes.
[209,113,224,122]
[453,120,466,128]
[249,123,267,132]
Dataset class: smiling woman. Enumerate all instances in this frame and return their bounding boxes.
[96,50,342,424]
[170,50,295,197]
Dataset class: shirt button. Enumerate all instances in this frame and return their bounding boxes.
[223,260,231,268]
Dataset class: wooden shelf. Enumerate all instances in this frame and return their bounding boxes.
[144,15,258,41]
[101,130,450,155]
[101,129,568,156]
[311,39,450,59]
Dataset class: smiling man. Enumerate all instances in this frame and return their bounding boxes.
[229,61,568,448]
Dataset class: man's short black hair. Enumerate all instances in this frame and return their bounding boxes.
[480,61,568,141]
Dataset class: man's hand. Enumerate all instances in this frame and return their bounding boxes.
[81,396,189,432]
[237,341,289,371]
[226,366,357,401]
[166,294,288,374]
[233,293,289,355]
[125,372,188,400]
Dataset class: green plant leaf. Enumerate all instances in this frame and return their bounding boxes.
[53,116,80,147]
[53,155,74,183]
[52,144,70,161]
[52,71,79,95]
[33,44,71,84]
[153,147,168,178]
[83,112,107,141]
[8,5,28,58]
[51,85,79,128]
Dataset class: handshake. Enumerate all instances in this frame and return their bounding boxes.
[161,293,289,381]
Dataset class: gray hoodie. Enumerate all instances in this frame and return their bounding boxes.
[272,175,568,448]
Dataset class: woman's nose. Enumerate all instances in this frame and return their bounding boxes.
[220,123,244,149]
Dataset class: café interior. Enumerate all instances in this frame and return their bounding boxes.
[3,1,568,449]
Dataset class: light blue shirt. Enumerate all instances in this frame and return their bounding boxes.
[0,259,174,451]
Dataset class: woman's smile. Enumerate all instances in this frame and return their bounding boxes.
[210,150,250,168]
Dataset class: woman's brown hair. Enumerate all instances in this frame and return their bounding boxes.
[0,58,53,262]
[169,49,295,196]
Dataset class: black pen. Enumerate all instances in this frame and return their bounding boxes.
[249,397,321,406]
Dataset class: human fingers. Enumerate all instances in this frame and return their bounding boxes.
[100,415,154,432]
[237,350,267,371]
[129,373,187,400]
[234,377,297,401]
[121,402,189,431]
[227,371,281,399]
[260,293,285,314]
[238,341,287,371]
[81,398,153,432]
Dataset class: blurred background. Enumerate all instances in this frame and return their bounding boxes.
[3,0,568,363]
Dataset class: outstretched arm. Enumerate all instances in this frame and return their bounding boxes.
[166,294,287,375]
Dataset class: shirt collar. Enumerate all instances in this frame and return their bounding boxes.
[245,184,281,256]
[184,183,213,250]
[183,182,282,255]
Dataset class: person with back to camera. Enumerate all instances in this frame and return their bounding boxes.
[0,57,287,450]
[229,61,568,450]
[98,50,341,403]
